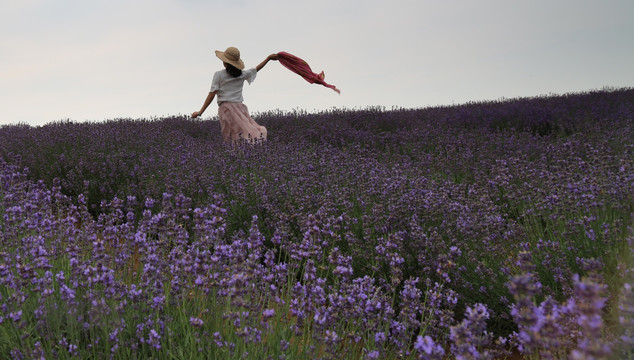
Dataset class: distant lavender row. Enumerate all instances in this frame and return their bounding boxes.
[1,88,633,358]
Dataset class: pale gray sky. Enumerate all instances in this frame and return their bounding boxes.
[1,0,633,126]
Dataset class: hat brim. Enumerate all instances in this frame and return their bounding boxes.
[215,50,245,70]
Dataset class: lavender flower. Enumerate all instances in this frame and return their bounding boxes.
[366,350,380,359]
[190,317,204,327]
[414,335,445,359]
[569,274,611,359]
[148,329,162,350]
[449,303,494,359]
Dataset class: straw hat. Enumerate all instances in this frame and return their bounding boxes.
[215,46,245,70]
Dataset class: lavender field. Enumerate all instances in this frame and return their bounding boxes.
[1,88,633,359]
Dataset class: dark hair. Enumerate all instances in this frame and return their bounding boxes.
[225,62,242,78]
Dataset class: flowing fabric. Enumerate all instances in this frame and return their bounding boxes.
[218,102,267,143]
[277,51,340,94]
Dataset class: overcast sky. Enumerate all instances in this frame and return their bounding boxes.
[1,0,633,126]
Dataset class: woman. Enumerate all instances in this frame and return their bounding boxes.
[192,46,278,143]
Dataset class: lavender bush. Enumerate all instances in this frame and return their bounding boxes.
[1,88,633,358]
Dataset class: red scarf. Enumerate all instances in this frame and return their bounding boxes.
[277,51,340,94]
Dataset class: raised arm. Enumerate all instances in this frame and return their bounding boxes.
[256,54,279,72]
[192,91,216,118]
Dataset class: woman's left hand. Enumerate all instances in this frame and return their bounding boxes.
[192,111,201,118]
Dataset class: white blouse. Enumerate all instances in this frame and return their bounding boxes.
[209,68,257,104]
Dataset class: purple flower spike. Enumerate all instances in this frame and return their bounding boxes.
[366,350,380,359]
[414,335,445,359]
[148,329,161,350]
[189,317,204,327]
[9,310,22,322]
[569,274,611,359]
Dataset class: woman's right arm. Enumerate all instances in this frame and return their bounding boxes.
[256,54,279,72]
[192,91,216,118]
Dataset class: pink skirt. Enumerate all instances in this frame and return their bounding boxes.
[218,102,267,143]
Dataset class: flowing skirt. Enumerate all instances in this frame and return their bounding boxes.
[218,102,267,143]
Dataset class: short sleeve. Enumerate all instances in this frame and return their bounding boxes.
[209,71,221,92]
[244,68,257,84]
